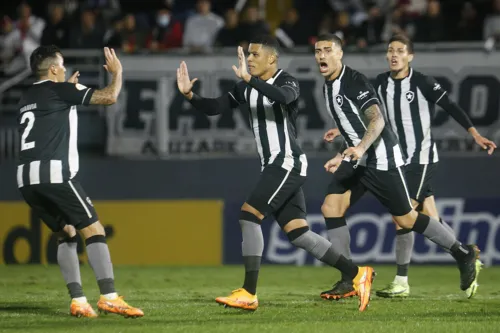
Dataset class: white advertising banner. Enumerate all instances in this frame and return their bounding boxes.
[107,52,500,158]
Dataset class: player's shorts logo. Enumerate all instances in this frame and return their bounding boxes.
[86,197,93,207]
[335,95,344,107]
[405,91,414,103]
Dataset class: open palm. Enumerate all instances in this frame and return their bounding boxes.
[177,61,198,96]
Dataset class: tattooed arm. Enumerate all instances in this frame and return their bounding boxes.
[358,104,385,151]
[89,72,122,105]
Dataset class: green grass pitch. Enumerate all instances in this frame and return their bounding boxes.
[0,265,499,333]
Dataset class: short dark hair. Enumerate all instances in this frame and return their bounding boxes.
[316,33,343,49]
[249,35,281,56]
[30,45,62,78]
[388,34,414,54]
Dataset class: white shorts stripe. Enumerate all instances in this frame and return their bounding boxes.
[396,166,413,208]
[17,165,24,188]
[267,170,291,205]
[50,160,63,184]
[29,161,40,185]
[415,164,428,200]
[68,180,92,218]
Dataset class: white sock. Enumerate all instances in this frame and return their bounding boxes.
[72,296,88,303]
[103,292,118,300]
[394,275,408,285]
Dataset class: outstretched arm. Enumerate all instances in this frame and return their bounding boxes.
[177,61,240,115]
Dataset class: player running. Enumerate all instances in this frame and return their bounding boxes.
[17,45,143,318]
[178,36,374,312]
[313,34,481,302]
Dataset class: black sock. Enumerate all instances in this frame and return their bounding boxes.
[242,256,260,295]
[341,259,354,282]
[333,255,359,280]
[397,264,409,276]
[451,242,470,260]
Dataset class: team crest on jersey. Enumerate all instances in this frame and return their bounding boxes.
[335,95,344,106]
[405,91,415,103]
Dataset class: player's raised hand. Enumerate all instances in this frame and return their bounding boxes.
[67,71,79,84]
[343,145,365,161]
[232,46,251,82]
[324,154,343,173]
[473,134,497,155]
[324,128,341,142]
[103,47,122,75]
[177,61,198,98]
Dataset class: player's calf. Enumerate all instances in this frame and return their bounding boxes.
[81,221,144,318]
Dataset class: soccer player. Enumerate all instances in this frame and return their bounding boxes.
[17,45,144,318]
[371,34,496,298]
[177,36,375,312]
[313,34,481,301]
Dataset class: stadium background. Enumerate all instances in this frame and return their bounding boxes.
[1,0,500,267]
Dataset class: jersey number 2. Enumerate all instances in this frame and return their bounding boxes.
[20,111,35,151]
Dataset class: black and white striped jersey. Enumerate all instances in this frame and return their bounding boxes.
[375,68,441,165]
[323,65,404,171]
[190,69,307,176]
[16,80,94,188]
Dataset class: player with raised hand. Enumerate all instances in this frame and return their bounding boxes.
[178,36,375,312]
[17,45,143,318]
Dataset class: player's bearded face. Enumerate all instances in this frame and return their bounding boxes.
[386,41,413,72]
[314,41,341,78]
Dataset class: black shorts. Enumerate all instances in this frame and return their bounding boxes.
[246,164,307,226]
[19,180,98,232]
[327,160,413,216]
[404,163,437,203]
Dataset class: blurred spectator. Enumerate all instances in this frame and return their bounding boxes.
[356,2,385,48]
[454,1,482,41]
[103,16,123,48]
[484,0,500,43]
[69,9,104,49]
[146,5,183,51]
[381,6,407,42]
[84,0,121,23]
[183,0,223,53]
[239,6,270,47]
[41,2,70,48]
[415,0,445,42]
[333,11,356,46]
[215,9,243,47]
[327,0,367,26]
[120,14,146,53]
[1,3,45,75]
[275,7,310,48]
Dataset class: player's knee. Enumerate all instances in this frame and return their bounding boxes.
[62,224,77,238]
[80,221,106,240]
[285,225,310,243]
[281,219,308,233]
[239,210,262,225]
[393,210,418,229]
[241,202,264,220]
[321,195,348,217]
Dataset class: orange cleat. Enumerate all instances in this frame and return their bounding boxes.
[353,266,376,312]
[215,288,258,311]
[70,299,98,318]
[97,295,144,318]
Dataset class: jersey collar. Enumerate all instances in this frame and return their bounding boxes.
[325,65,346,84]
[33,79,51,85]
